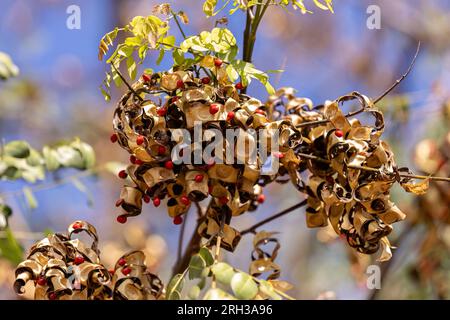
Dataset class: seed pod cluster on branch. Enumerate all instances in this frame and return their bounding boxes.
[13,221,163,300]
[111,69,422,260]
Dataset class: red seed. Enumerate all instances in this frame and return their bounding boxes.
[164,160,174,170]
[209,104,219,115]
[143,195,150,203]
[194,174,204,183]
[135,159,143,165]
[255,109,265,115]
[130,155,137,164]
[37,277,47,286]
[158,145,166,155]
[257,194,265,203]
[48,292,57,300]
[171,96,180,102]
[118,170,128,179]
[180,196,190,206]
[110,133,118,143]
[153,197,161,207]
[173,216,183,225]
[214,58,223,67]
[201,77,211,84]
[335,129,344,138]
[117,215,127,224]
[227,111,235,121]
[136,135,145,145]
[235,82,244,90]
[219,196,229,205]
[115,199,124,207]
[142,73,151,82]
[122,267,132,276]
[74,256,85,265]
[176,79,184,89]
[118,258,127,266]
[72,222,82,230]
[157,107,167,117]
[109,269,115,275]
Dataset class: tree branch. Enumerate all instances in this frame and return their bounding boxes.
[373,42,421,105]
[241,199,307,235]
[296,152,450,182]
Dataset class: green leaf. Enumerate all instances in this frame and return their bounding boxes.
[4,141,31,158]
[166,273,186,300]
[203,0,218,17]
[189,254,207,280]
[0,51,19,80]
[126,57,137,80]
[173,49,185,66]
[203,288,236,300]
[98,28,120,61]
[198,247,214,266]
[230,272,259,300]
[188,285,201,300]
[0,228,23,265]
[211,262,235,285]
[161,35,176,49]
[0,201,12,230]
[156,49,165,65]
[258,280,282,300]
[23,187,38,210]
[42,146,60,171]
[226,64,239,82]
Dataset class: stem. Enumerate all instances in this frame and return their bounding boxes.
[296,153,450,182]
[111,64,142,100]
[373,42,420,104]
[171,10,187,39]
[241,1,271,94]
[176,210,189,265]
[211,235,222,289]
[172,216,204,277]
[241,200,307,235]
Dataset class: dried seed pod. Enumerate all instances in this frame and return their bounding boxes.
[14,221,163,300]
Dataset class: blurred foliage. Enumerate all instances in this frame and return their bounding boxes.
[0,52,19,81]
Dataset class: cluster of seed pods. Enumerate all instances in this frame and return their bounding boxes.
[111,70,414,259]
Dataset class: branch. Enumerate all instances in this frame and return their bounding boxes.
[373,42,421,104]
[241,199,307,235]
[176,209,189,265]
[296,153,450,182]
[171,10,187,39]
[295,43,421,129]
[111,63,142,100]
[172,216,204,277]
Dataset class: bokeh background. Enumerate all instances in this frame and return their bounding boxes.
[1,0,449,299]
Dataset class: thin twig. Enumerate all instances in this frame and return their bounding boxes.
[296,43,421,129]
[296,153,450,182]
[373,42,421,104]
[111,64,142,100]
[241,200,307,235]
[171,10,187,39]
[176,210,189,265]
